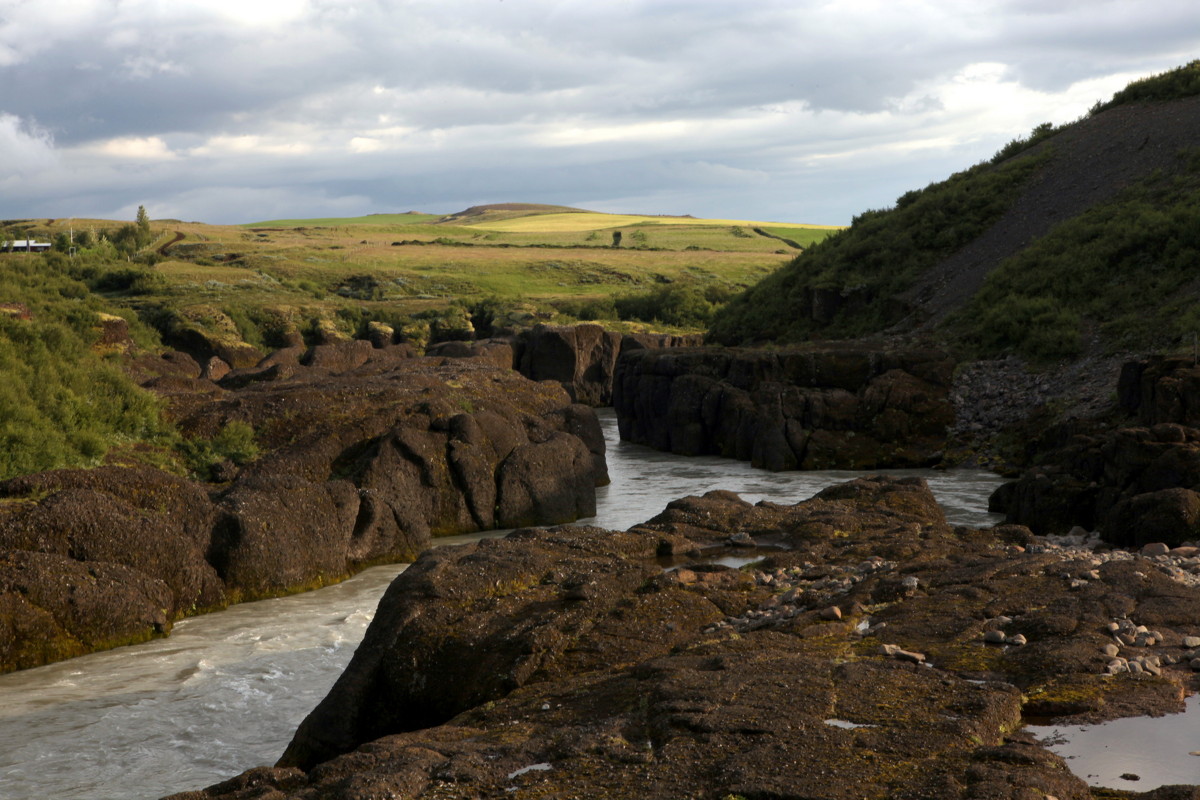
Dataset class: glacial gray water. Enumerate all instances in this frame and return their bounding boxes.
[0,411,1016,799]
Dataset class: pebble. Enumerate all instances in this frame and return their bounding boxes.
[983,630,1007,644]
[1006,634,1027,646]
[1103,643,1120,658]
[1141,542,1170,557]
[1184,636,1200,648]
[820,606,843,621]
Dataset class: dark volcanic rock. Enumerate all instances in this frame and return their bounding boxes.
[993,357,1200,544]
[1121,355,1200,427]
[614,343,955,469]
[178,476,1200,800]
[515,323,702,406]
[0,356,607,673]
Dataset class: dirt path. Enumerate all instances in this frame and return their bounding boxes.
[158,230,185,255]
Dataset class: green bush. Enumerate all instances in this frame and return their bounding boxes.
[179,420,260,480]
[553,297,618,322]
[614,283,735,327]
[0,255,172,479]
[1092,60,1200,114]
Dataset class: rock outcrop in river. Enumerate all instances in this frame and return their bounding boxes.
[169,476,1200,800]
[0,342,607,673]
[992,356,1200,546]
[614,342,954,469]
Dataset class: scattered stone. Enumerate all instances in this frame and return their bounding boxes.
[1142,542,1171,556]
[880,643,925,664]
[1103,643,1120,658]
[728,531,756,548]
[1183,636,1200,648]
[983,630,1007,644]
[820,606,843,621]
[1006,634,1027,646]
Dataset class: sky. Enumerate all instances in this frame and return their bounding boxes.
[2,0,1198,226]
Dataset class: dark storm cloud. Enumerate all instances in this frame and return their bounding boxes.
[2,0,1199,224]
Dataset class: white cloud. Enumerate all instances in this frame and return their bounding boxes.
[84,136,178,160]
[187,134,315,157]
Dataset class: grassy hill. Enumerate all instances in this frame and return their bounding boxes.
[709,60,1200,362]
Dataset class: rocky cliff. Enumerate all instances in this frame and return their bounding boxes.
[169,476,1200,800]
[992,356,1200,545]
[0,341,607,673]
[613,343,954,469]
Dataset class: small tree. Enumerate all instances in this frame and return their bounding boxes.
[134,205,154,249]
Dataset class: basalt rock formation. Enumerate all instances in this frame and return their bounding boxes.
[992,356,1200,545]
[170,476,1200,800]
[614,343,954,470]
[0,342,607,673]
[428,324,703,407]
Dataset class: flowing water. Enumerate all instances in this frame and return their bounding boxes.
[0,411,1014,799]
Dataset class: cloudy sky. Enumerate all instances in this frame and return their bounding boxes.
[2,0,1198,226]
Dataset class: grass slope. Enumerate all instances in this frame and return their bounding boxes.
[709,62,1200,360]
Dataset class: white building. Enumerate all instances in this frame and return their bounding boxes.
[2,240,52,252]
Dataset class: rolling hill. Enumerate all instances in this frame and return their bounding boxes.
[708,60,1200,362]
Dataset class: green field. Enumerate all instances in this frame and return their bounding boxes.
[8,204,840,359]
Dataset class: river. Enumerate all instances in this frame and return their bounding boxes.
[0,410,1007,800]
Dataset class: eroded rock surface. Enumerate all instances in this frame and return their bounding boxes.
[614,343,954,469]
[171,477,1199,800]
[0,348,607,672]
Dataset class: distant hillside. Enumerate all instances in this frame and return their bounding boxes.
[438,203,589,224]
[709,60,1200,361]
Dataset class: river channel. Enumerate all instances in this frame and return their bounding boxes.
[1,411,1011,799]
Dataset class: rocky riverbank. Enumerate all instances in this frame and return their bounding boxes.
[0,339,608,674]
[169,476,1200,800]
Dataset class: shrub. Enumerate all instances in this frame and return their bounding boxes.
[1091,60,1200,114]
[614,283,735,328]
[179,420,260,480]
